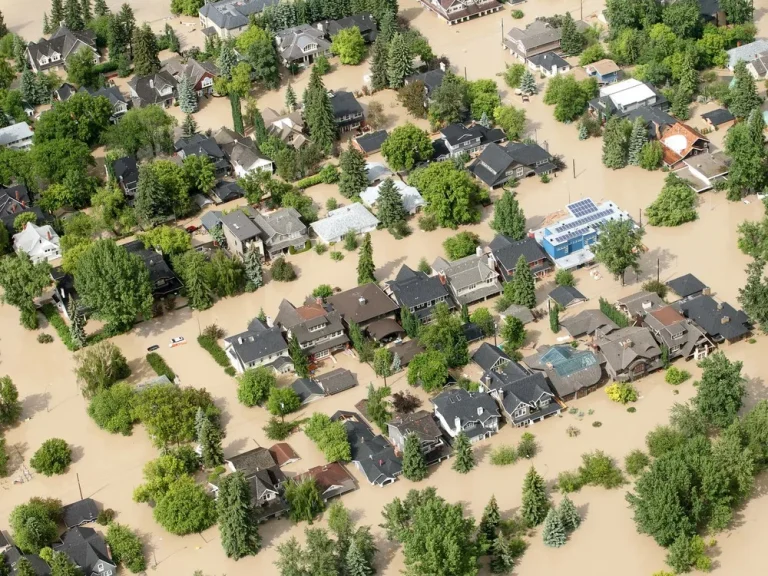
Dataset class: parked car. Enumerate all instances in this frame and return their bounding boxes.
[147,344,160,352]
[169,336,186,348]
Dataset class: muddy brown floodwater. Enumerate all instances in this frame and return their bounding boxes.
[4,0,768,574]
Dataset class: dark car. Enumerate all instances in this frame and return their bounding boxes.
[147,345,159,352]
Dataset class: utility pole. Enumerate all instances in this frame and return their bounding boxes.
[572,159,576,179]
[76,473,83,500]
[581,0,583,21]
[657,258,660,283]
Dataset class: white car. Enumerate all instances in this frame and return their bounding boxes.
[169,336,186,348]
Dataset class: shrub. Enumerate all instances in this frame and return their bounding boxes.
[343,231,358,251]
[37,333,54,344]
[87,383,138,435]
[146,352,176,381]
[271,257,297,281]
[443,231,480,260]
[207,465,225,483]
[418,213,438,231]
[225,366,236,376]
[315,54,331,74]
[665,367,691,385]
[577,450,625,489]
[641,279,668,299]
[197,335,232,376]
[295,173,324,188]
[554,269,574,287]
[624,449,650,476]
[96,509,115,525]
[202,323,225,340]
[40,303,76,351]
[312,284,334,299]
[592,421,602,427]
[517,432,537,459]
[330,251,344,261]
[417,257,431,274]
[319,164,339,183]
[599,297,630,328]
[556,470,584,493]
[566,425,580,437]
[627,406,636,413]
[645,425,685,458]
[315,243,328,255]
[30,439,72,476]
[326,197,339,211]
[490,445,518,466]
[106,523,147,573]
[605,382,638,404]
[264,417,301,440]
[511,9,524,18]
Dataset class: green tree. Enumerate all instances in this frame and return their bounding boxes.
[592,219,645,282]
[381,123,433,172]
[443,231,480,260]
[230,92,244,135]
[339,143,368,199]
[549,306,559,333]
[519,69,536,95]
[267,387,301,418]
[470,307,495,337]
[154,475,216,535]
[131,24,160,76]
[489,535,515,574]
[730,60,762,118]
[543,75,595,121]
[692,352,745,428]
[331,26,366,64]
[346,536,373,576]
[181,113,198,140]
[94,0,109,16]
[491,190,526,239]
[64,0,84,29]
[183,154,216,194]
[407,350,448,392]
[509,254,536,309]
[366,382,391,432]
[410,161,483,228]
[30,439,71,476]
[418,302,469,368]
[198,417,224,469]
[178,75,197,114]
[400,306,420,338]
[725,110,767,200]
[646,174,697,227]
[739,259,768,332]
[217,41,237,79]
[51,0,64,27]
[559,12,584,55]
[74,341,130,398]
[289,334,310,378]
[0,253,51,330]
[357,233,376,285]
[370,36,389,91]
[242,27,280,90]
[373,346,394,383]
[9,498,62,553]
[602,116,632,169]
[243,245,263,291]
[721,0,753,24]
[87,383,138,435]
[377,178,407,229]
[521,466,549,526]
[627,117,648,166]
[105,523,146,573]
[0,376,22,427]
[500,315,526,355]
[452,431,475,474]
[66,46,97,88]
[541,508,566,547]
[139,225,191,255]
[105,105,176,157]
[493,105,526,141]
[304,66,336,154]
[386,32,412,89]
[640,140,663,170]
[402,432,427,481]
[429,71,470,125]
[284,478,324,523]
[173,250,213,310]
[285,83,297,112]
[558,495,581,532]
[478,495,501,552]
[217,471,261,559]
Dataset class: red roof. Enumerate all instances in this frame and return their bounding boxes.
[268,442,299,466]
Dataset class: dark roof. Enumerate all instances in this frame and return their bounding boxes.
[472,343,528,379]
[461,322,484,343]
[227,447,277,475]
[330,91,363,119]
[123,240,183,297]
[328,283,399,325]
[405,69,446,96]
[83,85,127,106]
[4,547,51,575]
[549,285,587,307]
[388,339,426,366]
[220,209,261,241]
[527,51,570,70]
[355,130,388,154]
[291,378,325,403]
[440,123,505,148]
[505,141,552,166]
[560,309,618,338]
[224,324,288,365]
[55,82,77,100]
[333,412,402,484]
[26,26,97,71]
[524,345,602,398]
[623,105,676,137]
[0,531,8,548]
[323,13,378,37]
[127,71,177,107]
[316,368,358,395]
[489,235,551,280]
[0,184,31,210]
[388,410,442,442]
[675,295,750,342]
[366,317,404,340]
[432,138,450,160]
[212,180,245,203]
[387,264,453,311]
[432,388,500,425]
[62,499,99,528]
[701,108,735,126]
[113,155,139,192]
[666,274,707,299]
[54,527,115,576]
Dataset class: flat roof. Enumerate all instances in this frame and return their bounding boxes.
[600,78,656,109]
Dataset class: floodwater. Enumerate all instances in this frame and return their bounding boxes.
[4,0,768,574]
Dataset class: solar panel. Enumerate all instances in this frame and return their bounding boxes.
[567,198,598,218]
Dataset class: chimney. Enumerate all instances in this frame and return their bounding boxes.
[149,78,154,89]
[47,230,52,240]
[702,287,711,296]
[15,190,19,200]
[439,61,446,72]
[642,301,652,310]
[358,296,367,305]
[721,316,730,324]
[487,255,495,271]
[438,272,446,285]
[454,416,461,432]
[475,246,483,257]
[316,297,323,305]
[238,337,243,344]
[477,406,483,416]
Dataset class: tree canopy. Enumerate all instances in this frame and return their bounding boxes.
[410,161,484,228]
[381,124,433,172]
[592,219,645,282]
[646,174,697,226]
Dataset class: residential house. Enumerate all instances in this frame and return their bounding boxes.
[644,305,713,361]
[504,20,562,60]
[471,141,556,188]
[666,273,708,301]
[2,547,52,575]
[330,91,364,133]
[354,130,388,156]
[695,0,726,26]
[291,377,326,404]
[360,179,426,215]
[269,442,300,466]
[418,0,501,25]
[701,108,736,130]
[659,122,710,168]
[54,82,77,101]
[489,235,553,281]
[51,266,85,320]
[473,343,561,426]
[548,285,587,309]
[588,78,669,120]
[25,26,99,73]
[224,318,292,374]
[79,86,129,122]
[625,105,678,139]
[533,198,634,270]
[211,180,246,203]
[726,39,768,71]
[431,387,501,441]
[252,207,309,259]
[747,50,768,79]
[616,290,664,320]
[672,152,730,193]
[62,499,99,529]
[365,162,393,184]
[316,368,358,395]
[127,71,178,108]
[584,59,621,84]
[388,410,450,465]
[462,321,485,343]
[54,527,117,576]
[220,208,264,258]
[404,68,446,104]
[262,108,309,148]
[1,185,35,232]
[317,13,378,43]
[524,345,603,401]
[593,326,663,382]
[13,222,61,263]
[162,56,219,97]
[527,51,570,77]
[199,0,280,39]
[499,304,535,325]
[174,133,230,177]
[110,156,139,201]
[275,299,350,362]
[386,264,457,322]
[560,309,618,339]
[328,283,401,340]
[214,126,274,175]
[123,240,183,299]
[674,294,751,344]
[296,462,357,501]
[0,122,34,150]
[310,203,379,244]
[436,122,506,159]
[387,339,426,367]
[275,25,331,67]
[332,411,402,486]
[431,251,503,305]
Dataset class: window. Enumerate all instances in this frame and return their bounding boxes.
[672,332,684,340]
[303,43,318,53]
[516,166,524,177]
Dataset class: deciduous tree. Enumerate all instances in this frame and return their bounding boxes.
[410,161,483,228]
[331,26,366,65]
[75,341,130,398]
[592,219,645,282]
[491,190,526,239]
[153,475,216,535]
[0,253,51,330]
[418,302,468,367]
[692,352,745,428]
[381,123,433,172]
[0,376,22,427]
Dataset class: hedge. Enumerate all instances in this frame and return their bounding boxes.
[40,303,77,351]
[296,173,325,189]
[93,61,119,74]
[146,352,176,381]
[197,335,234,376]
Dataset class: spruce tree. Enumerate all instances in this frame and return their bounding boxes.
[400,306,419,338]
[199,417,224,468]
[251,106,267,147]
[390,352,401,373]
[217,42,237,80]
[730,60,763,118]
[43,13,52,35]
[339,143,368,199]
[68,299,87,349]
[376,178,406,229]
[519,70,536,95]
[50,0,64,28]
[131,24,160,76]
[670,88,691,121]
[577,122,588,140]
[479,111,490,128]
[490,535,515,574]
[178,76,198,114]
[217,471,261,559]
[20,68,39,105]
[94,0,109,16]
[257,307,267,322]
[357,233,376,285]
[13,36,26,73]
[164,23,180,53]
[602,116,630,169]
[490,190,526,240]
[386,32,412,89]
[452,431,475,474]
[479,495,501,550]
[182,113,198,138]
[64,0,83,30]
[230,92,244,135]
[289,334,310,378]
[559,12,583,55]
[285,84,297,112]
[370,36,389,91]
[345,537,373,576]
[304,66,336,154]
[627,117,647,166]
[520,466,549,526]
[542,507,567,547]
[119,4,136,59]
[194,407,207,441]
[511,254,536,309]
[80,0,92,24]
[401,432,427,481]
[378,9,396,43]
[558,495,581,532]
[243,245,263,291]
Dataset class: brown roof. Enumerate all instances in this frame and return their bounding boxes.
[388,339,426,366]
[660,122,709,166]
[328,283,399,325]
[366,318,404,340]
[227,447,277,475]
[389,410,442,442]
[268,443,299,466]
[297,462,357,497]
[297,301,328,321]
[649,306,685,327]
[585,59,620,75]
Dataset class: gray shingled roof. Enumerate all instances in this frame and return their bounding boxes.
[316,368,358,395]
[523,345,602,398]
[674,295,750,342]
[666,274,707,299]
[432,388,500,425]
[224,324,288,365]
[292,378,325,403]
[220,210,261,241]
[560,309,618,338]
[549,285,587,307]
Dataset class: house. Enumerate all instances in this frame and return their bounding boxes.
[361,179,426,215]
[291,377,325,404]
[386,264,457,322]
[701,108,736,130]
[404,68,446,104]
[533,198,634,270]
[80,86,129,122]
[310,203,379,244]
[220,208,264,258]
[199,0,279,38]
[659,122,710,168]
[674,294,751,344]
[500,304,535,325]
[584,59,621,84]
[472,141,556,188]
[269,442,300,466]
[50,266,86,320]
[489,235,553,280]
[214,126,274,175]
[224,318,291,374]
[211,180,245,203]
[432,251,503,305]
[418,0,501,25]
[616,290,664,319]
[13,222,61,263]
[0,185,40,234]
[216,447,288,520]
[262,108,309,148]
[726,40,768,70]
[549,285,587,308]
[54,527,117,576]
[330,91,364,133]
[275,25,331,67]
[746,50,768,79]
[127,71,177,108]
[588,78,669,119]
[26,26,99,73]
[332,411,402,486]
[462,321,485,343]
[318,13,378,43]
[162,56,218,97]
[672,152,730,193]
[388,410,450,464]
[123,240,183,299]
[354,130,388,156]
[296,462,357,501]
[54,82,77,101]
[2,547,52,575]
[644,305,713,361]
[251,207,309,258]
[524,345,603,401]
[594,326,663,382]
[174,133,230,177]
[316,368,358,395]
[0,531,7,552]
[0,122,34,150]
[112,155,139,199]
[62,499,99,528]
[328,283,401,340]
[436,123,506,159]
[473,343,561,426]
[365,162,393,184]
[666,273,708,301]
[527,51,570,77]
[275,299,350,362]
[387,339,426,368]
[625,105,678,139]
[560,309,619,339]
[432,387,500,441]
[504,20,562,59]
[696,0,726,25]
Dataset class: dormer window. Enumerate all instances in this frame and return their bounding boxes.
[302,43,318,53]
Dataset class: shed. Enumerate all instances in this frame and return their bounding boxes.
[499,304,534,324]
[701,108,735,130]
[62,498,99,528]
[269,443,300,466]
[355,130,388,155]
[549,285,588,308]
[316,368,358,395]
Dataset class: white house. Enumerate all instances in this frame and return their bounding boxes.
[360,180,426,215]
[13,222,61,263]
[0,123,34,150]
[527,51,571,77]
[310,203,380,244]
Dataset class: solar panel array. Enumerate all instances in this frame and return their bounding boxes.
[551,209,617,244]
[567,199,598,218]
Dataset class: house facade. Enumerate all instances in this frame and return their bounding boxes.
[112,156,139,199]
[13,222,61,263]
[214,127,274,176]
[644,306,713,361]
[432,387,501,442]
[471,142,556,188]
[594,326,664,382]
[333,411,402,486]
[275,25,331,67]
[25,26,99,72]
[252,207,309,259]
[276,299,350,362]
[674,295,751,344]
[329,91,364,133]
[418,0,501,25]
[504,20,561,59]
[527,51,570,77]
[199,0,279,38]
[489,235,553,281]
[0,122,34,150]
[263,108,309,148]
[162,57,218,97]
[220,208,265,258]
[584,59,621,84]
[431,252,503,305]
[127,71,177,108]
[388,410,450,465]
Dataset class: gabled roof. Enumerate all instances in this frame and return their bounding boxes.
[199,0,279,30]
[328,283,398,324]
[269,442,299,466]
[127,71,177,106]
[549,285,587,308]
[227,447,277,475]
[660,122,709,166]
[54,82,77,101]
[329,90,363,119]
[388,410,442,443]
[297,462,356,499]
[361,179,425,214]
[432,253,498,291]
[666,273,707,300]
[291,377,325,403]
[276,24,330,61]
[405,69,446,96]
[594,326,661,372]
[387,339,426,366]
[224,323,288,364]
[13,221,60,260]
[220,209,261,241]
[123,240,183,296]
[26,26,97,69]
[584,59,620,76]
[0,122,34,146]
[500,304,535,324]
[212,180,245,203]
[54,527,115,576]
[356,130,388,154]
[441,123,505,148]
[523,345,602,398]
[113,155,139,189]
[387,264,452,311]
[252,207,306,241]
[674,295,750,341]
[62,498,99,528]
[162,56,219,86]
[701,108,734,126]
[365,162,393,183]
[82,85,127,107]
[616,290,664,318]
[560,309,618,338]
[310,203,379,242]
[505,20,561,50]
[489,235,550,280]
[726,40,768,69]
[528,51,569,70]
[333,412,402,484]
[432,387,501,424]
[316,368,358,395]
[322,13,378,37]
